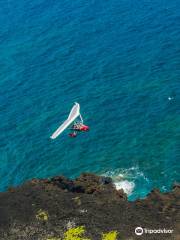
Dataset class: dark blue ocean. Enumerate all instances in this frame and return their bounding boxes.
[0,0,179,200]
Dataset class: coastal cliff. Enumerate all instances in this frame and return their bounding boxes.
[0,173,179,240]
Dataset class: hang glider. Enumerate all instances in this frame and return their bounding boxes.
[50,102,89,139]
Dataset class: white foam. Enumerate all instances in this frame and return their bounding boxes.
[101,166,149,197]
[114,180,135,195]
[168,96,173,100]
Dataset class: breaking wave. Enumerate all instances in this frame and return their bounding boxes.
[114,180,135,195]
[102,167,149,198]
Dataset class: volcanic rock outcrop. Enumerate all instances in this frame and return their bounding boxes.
[0,173,179,240]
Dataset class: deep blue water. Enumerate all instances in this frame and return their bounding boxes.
[0,0,179,200]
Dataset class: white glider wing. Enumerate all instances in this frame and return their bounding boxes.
[50,102,80,139]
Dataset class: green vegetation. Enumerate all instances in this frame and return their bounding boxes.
[63,226,90,240]
[102,231,118,240]
[36,209,48,221]
[46,227,118,240]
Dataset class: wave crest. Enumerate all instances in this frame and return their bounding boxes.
[101,167,149,197]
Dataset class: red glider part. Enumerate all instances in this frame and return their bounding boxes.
[79,125,89,131]
[69,132,77,138]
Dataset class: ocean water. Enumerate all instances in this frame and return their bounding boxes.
[0,0,179,200]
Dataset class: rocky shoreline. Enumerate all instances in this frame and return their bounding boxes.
[0,173,179,240]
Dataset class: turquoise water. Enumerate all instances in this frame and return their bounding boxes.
[0,0,179,200]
